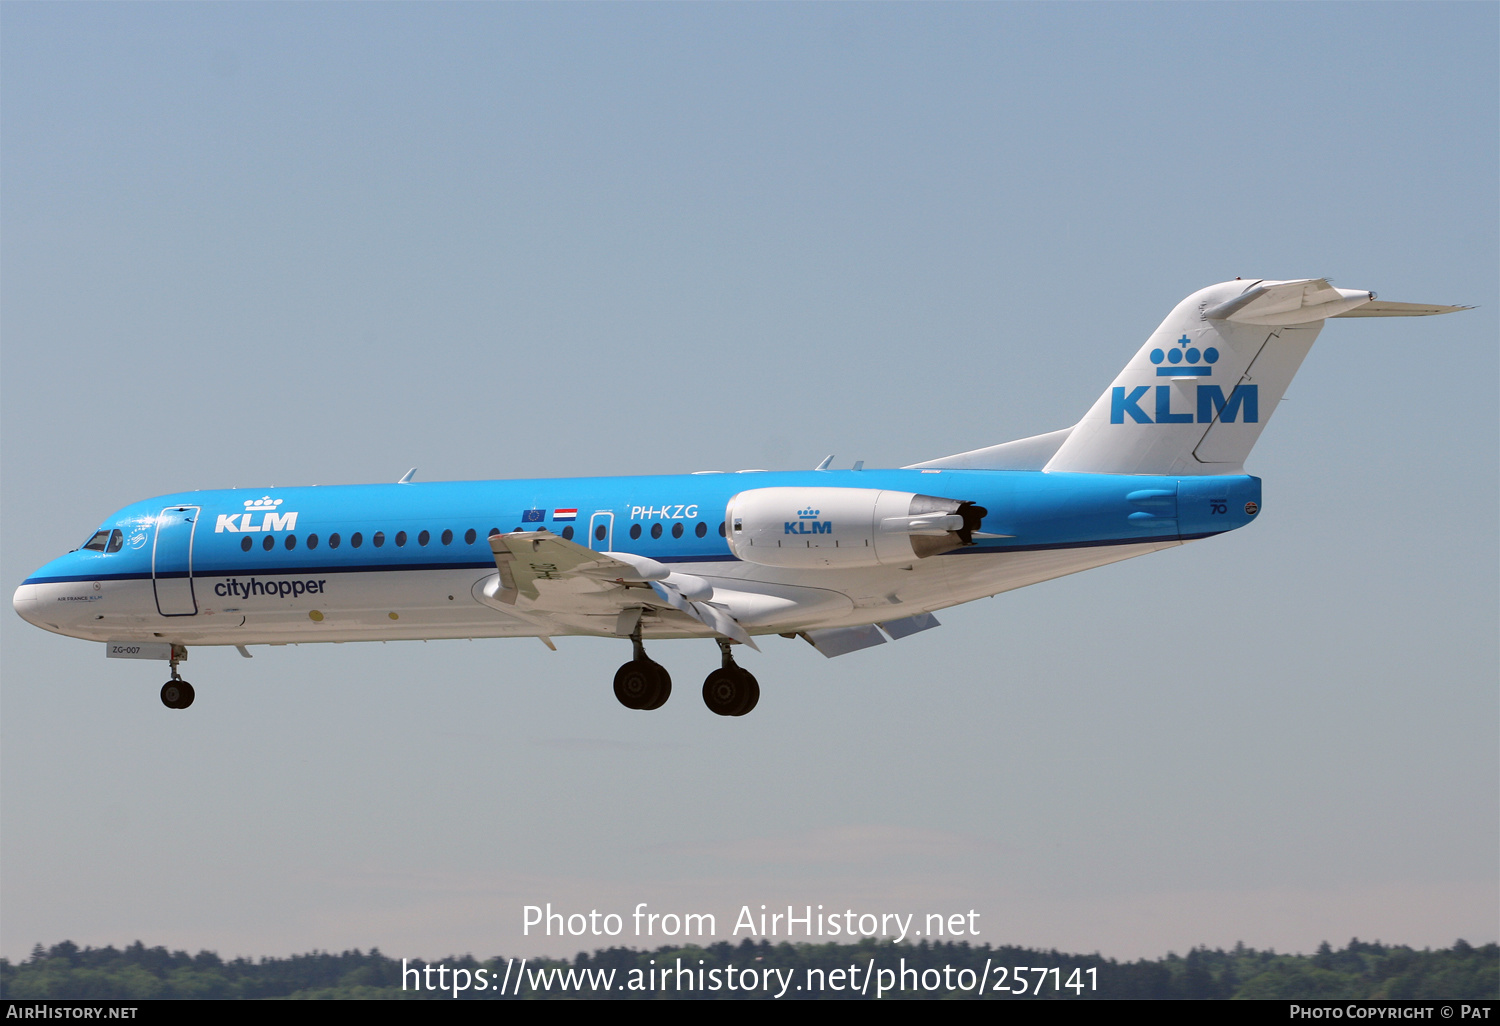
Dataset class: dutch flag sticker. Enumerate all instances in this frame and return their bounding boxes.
[552,509,578,522]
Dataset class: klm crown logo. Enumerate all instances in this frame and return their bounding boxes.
[797,508,821,519]
[1113,334,1257,426]
[1151,335,1218,376]
[244,496,284,510]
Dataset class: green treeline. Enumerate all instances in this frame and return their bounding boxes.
[1,937,1495,1000]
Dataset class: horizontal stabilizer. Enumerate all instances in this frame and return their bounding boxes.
[1202,278,1376,325]
[1333,300,1473,317]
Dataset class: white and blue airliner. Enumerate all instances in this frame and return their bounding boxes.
[13,279,1465,715]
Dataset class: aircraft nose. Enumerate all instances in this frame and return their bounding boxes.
[13,582,43,626]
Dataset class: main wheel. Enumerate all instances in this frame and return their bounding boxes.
[703,667,759,717]
[640,664,671,711]
[161,680,195,710]
[731,670,759,717]
[614,660,670,710]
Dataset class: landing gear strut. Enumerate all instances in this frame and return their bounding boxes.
[161,645,194,710]
[613,627,671,710]
[702,638,759,717]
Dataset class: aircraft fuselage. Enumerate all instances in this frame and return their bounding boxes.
[14,468,1260,647]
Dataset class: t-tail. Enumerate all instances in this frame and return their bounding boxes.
[913,278,1469,476]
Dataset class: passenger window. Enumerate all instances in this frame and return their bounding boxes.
[595,525,607,542]
[307,534,319,550]
[465,529,477,544]
[351,533,363,548]
[695,522,707,538]
[241,537,252,552]
[441,529,453,545]
[419,530,430,546]
[719,522,727,537]
[671,523,683,539]
[83,531,109,552]
[285,535,297,550]
[262,536,275,551]
[107,530,123,553]
[629,524,642,540]
[650,524,662,539]
[561,526,574,541]
[395,531,407,547]
[329,533,341,549]
[488,528,500,539]
[373,532,385,548]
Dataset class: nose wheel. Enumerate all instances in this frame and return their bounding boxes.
[613,627,671,710]
[702,639,759,717]
[161,645,194,709]
[161,680,195,710]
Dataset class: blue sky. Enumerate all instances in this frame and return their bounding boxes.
[2,3,1495,965]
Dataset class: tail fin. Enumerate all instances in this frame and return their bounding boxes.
[1042,279,1468,476]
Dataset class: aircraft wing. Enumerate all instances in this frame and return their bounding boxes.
[487,530,641,603]
[486,530,757,648]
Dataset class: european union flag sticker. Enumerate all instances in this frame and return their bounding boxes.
[521,509,545,523]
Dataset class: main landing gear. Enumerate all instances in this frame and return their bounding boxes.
[161,645,194,710]
[612,633,761,716]
[613,627,672,711]
[703,638,759,717]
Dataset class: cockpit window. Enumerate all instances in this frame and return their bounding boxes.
[106,530,123,553]
[82,531,110,552]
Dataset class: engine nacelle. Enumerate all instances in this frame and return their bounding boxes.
[724,487,986,569]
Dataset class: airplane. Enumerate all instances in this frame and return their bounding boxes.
[13,278,1467,716]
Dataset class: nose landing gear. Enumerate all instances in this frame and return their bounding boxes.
[702,638,759,717]
[613,627,671,710]
[161,645,194,710]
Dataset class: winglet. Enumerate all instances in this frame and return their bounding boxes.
[814,454,835,471]
[397,468,417,484]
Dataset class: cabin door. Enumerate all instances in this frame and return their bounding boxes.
[588,511,614,552]
[153,506,200,616]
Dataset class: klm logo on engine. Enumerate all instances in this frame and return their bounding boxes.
[214,496,299,533]
[785,506,831,535]
[1111,384,1259,425]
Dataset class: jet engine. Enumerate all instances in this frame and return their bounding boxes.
[724,487,987,569]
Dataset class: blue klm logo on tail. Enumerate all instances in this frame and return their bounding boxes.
[1114,337,1257,425]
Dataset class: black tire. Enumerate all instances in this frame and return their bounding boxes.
[613,661,648,709]
[161,680,194,710]
[640,663,672,711]
[614,660,670,710]
[730,669,759,716]
[703,667,758,717]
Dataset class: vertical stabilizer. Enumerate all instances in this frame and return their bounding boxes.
[1043,278,1435,476]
